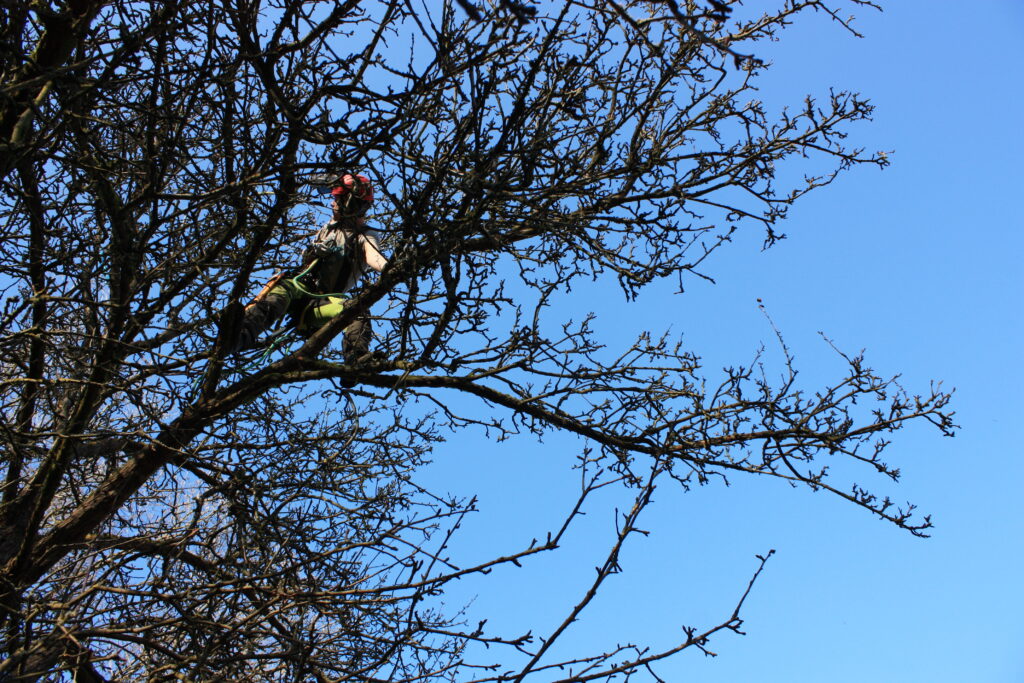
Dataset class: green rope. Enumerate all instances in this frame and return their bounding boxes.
[288,276,348,300]
[286,252,353,300]
[188,328,300,403]
[238,327,298,371]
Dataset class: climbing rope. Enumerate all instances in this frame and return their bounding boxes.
[186,327,301,404]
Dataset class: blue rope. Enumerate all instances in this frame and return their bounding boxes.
[187,328,300,403]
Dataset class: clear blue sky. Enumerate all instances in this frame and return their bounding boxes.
[414,2,1024,681]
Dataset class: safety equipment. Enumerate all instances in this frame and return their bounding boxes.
[330,174,373,204]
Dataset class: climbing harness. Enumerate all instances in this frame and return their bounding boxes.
[195,171,381,405]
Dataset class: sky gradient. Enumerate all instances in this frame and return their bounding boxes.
[417,2,1024,681]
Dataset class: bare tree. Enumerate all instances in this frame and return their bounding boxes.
[0,0,953,680]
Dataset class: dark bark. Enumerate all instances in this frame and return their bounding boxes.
[0,1,948,679]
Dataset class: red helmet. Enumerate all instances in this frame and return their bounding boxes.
[330,173,373,204]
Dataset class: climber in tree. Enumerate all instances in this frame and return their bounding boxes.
[228,173,388,362]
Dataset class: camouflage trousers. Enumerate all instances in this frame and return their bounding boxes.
[236,278,372,362]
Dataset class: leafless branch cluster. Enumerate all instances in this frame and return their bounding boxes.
[0,0,951,679]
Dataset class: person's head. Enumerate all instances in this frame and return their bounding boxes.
[330,173,373,219]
